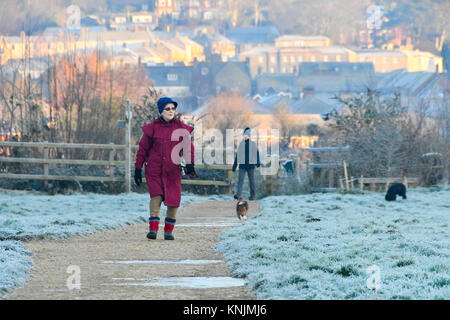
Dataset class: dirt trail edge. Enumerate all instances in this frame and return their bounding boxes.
[8,199,259,300]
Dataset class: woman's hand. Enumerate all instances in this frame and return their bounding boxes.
[185,164,198,179]
[134,168,142,186]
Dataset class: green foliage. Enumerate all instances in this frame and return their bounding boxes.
[335,265,359,277]
[327,89,427,178]
[396,259,415,267]
[131,87,161,142]
[329,90,405,138]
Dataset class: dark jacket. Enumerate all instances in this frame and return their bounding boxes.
[232,139,260,171]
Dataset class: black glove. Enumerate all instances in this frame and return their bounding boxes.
[185,163,198,178]
[134,168,142,186]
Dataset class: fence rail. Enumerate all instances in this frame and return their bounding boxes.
[0,140,234,193]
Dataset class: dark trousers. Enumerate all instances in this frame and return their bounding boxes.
[236,167,255,198]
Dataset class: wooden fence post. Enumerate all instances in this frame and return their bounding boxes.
[343,160,349,191]
[43,142,49,188]
[265,173,272,195]
[109,144,115,181]
[329,168,335,188]
[125,100,132,193]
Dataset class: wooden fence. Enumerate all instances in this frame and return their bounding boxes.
[0,141,233,193]
[308,145,421,192]
[0,100,235,193]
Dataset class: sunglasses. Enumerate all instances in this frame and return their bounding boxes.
[164,106,177,112]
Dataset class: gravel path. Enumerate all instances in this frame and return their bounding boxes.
[7,200,259,300]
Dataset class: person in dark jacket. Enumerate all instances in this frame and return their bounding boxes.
[232,127,260,200]
[134,97,197,240]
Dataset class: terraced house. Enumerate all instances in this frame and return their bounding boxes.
[239,34,443,78]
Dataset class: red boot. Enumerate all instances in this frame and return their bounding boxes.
[147,217,160,239]
[164,217,176,240]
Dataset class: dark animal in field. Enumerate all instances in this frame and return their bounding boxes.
[236,197,248,220]
[385,183,407,201]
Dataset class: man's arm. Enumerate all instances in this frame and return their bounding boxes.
[232,153,237,172]
[256,148,260,168]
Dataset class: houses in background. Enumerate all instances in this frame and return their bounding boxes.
[146,60,252,111]
[0,31,206,67]
[1,26,443,76]
[145,58,448,136]
[109,11,157,31]
[0,23,447,142]
[239,34,443,77]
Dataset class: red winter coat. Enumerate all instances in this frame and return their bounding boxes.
[135,117,194,207]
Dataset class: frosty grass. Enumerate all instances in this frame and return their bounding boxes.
[217,187,450,299]
[0,191,231,298]
[2,188,449,299]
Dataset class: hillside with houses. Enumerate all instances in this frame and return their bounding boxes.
[0,0,449,153]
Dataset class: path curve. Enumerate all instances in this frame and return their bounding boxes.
[7,200,259,300]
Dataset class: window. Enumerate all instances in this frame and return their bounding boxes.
[204,11,213,20]
[290,56,296,63]
[323,55,329,62]
[270,56,276,63]
[283,56,288,63]
[167,73,178,81]
[336,55,342,62]
[393,57,398,64]
[259,56,264,63]
[298,56,303,62]
[311,56,316,62]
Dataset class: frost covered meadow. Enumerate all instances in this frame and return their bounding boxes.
[1,187,449,300]
[217,187,450,300]
[0,191,231,298]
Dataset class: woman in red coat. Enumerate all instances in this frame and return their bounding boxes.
[134,97,196,240]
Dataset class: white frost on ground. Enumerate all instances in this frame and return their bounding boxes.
[217,187,450,300]
[0,240,33,298]
[0,192,231,240]
[0,191,232,298]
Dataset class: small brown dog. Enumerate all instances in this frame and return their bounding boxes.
[236,197,248,220]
